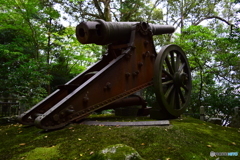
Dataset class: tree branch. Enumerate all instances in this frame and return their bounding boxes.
[93,0,104,19]
[111,10,119,22]
[193,16,234,26]
[81,13,101,19]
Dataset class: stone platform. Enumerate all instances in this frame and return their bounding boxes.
[82,120,170,126]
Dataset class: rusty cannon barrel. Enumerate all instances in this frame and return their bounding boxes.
[76,19,175,45]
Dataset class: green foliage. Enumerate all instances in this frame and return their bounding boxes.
[55,0,154,22]
[0,0,101,109]
[176,25,215,70]
[175,26,216,109]
[204,86,240,126]
[47,26,101,90]
[143,86,156,107]
[0,27,50,106]
[119,0,150,21]
[174,25,240,122]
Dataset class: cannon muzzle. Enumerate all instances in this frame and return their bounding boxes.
[76,19,175,45]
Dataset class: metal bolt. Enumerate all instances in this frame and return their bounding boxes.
[83,97,89,102]
[106,82,111,89]
[132,70,140,77]
[138,62,143,68]
[125,53,132,59]
[68,105,74,109]
[144,40,149,46]
[151,53,156,58]
[104,82,112,90]
[125,72,131,78]
[142,52,146,58]
[146,51,150,57]
[66,109,74,114]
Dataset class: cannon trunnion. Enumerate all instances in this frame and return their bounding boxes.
[18,20,192,130]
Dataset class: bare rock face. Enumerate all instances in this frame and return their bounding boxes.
[89,144,144,160]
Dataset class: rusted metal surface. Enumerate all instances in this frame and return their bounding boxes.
[18,20,191,130]
[18,56,113,126]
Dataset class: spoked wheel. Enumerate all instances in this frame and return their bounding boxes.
[153,44,192,117]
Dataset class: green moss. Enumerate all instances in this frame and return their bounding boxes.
[90,144,144,160]
[0,117,239,160]
[17,146,61,160]
[88,113,155,121]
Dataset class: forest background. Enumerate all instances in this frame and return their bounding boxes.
[0,0,239,126]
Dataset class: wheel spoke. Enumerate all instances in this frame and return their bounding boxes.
[178,62,185,72]
[176,54,180,71]
[170,51,176,72]
[175,87,180,109]
[169,88,175,108]
[162,80,173,85]
[181,84,189,92]
[164,84,174,99]
[162,69,173,79]
[165,55,174,74]
[179,88,186,104]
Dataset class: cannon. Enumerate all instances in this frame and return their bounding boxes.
[76,19,175,45]
[18,19,192,130]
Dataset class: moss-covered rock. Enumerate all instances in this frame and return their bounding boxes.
[89,144,144,160]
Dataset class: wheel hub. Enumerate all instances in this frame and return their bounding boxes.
[174,72,187,87]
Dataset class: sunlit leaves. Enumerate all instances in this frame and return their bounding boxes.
[175,25,215,71]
